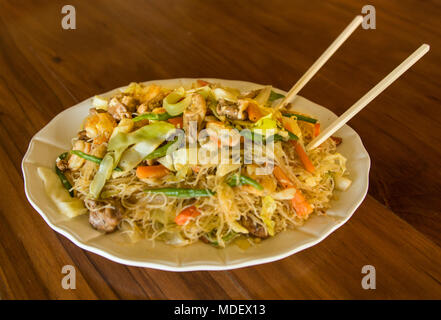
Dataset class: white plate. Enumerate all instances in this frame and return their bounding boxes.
[22,78,370,271]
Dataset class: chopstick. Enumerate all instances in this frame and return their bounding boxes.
[276,15,364,110]
[306,44,430,150]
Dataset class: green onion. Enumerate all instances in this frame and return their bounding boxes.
[55,153,73,197]
[70,150,122,171]
[268,90,285,102]
[132,112,180,122]
[282,112,318,124]
[227,174,264,191]
[145,188,215,198]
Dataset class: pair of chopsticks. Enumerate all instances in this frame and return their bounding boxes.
[276,15,430,150]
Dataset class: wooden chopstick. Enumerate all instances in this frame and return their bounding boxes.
[276,15,364,110]
[306,44,430,150]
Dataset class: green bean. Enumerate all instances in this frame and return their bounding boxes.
[145,188,215,198]
[132,112,181,122]
[55,153,73,197]
[227,174,263,191]
[70,150,122,171]
[282,112,318,124]
[145,138,178,160]
[71,150,101,164]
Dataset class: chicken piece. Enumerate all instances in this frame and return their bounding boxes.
[183,93,207,142]
[137,103,149,115]
[77,130,89,141]
[83,109,117,144]
[136,85,167,114]
[241,216,268,239]
[216,99,248,120]
[80,143,107,180]
[108,94,137,120]
[68,140,91,171]
[86,199,124,233]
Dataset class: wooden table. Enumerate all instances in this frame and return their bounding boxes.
[1,0,440,299]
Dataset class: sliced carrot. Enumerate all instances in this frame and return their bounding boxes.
[247,102,263,122]
[273,165,313,217]
[168,116,183,128]
[136,164,169,179]
[192,165,200,173]
[313,123,320,137]
[292,141,315,173]
[175,205,201,225]
[273,166,294,189]
[291,191,313,217]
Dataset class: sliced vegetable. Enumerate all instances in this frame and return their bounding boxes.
[212,87,238,102]
[227,174,264,191]
[108,121,175,171]
[145,188,214,198]
[282,116,302,139]
[216,164,241,177]
[175,205,201,225]
[136,164,170,179]
[252,113,278,136]
[38,167,87,217]
[261,196,276,236]
[268,90,285,102]
[163,88,192,116]
[335,176,352,191]
[132,112,179,122]
[254,86,272,106]
[293,141,315,174]
[89,153,114,199]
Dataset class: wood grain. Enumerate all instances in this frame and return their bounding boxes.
[0,0,440,299]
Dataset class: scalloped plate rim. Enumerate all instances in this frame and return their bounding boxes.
[22,78,370,271]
